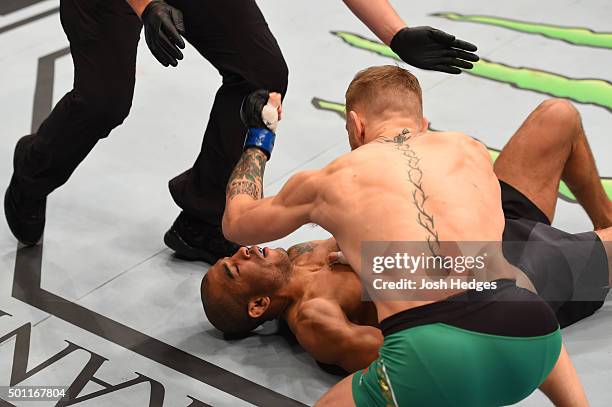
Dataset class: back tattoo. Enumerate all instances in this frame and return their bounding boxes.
[382,129,440,256]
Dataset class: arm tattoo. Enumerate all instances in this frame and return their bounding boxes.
[383,129,441,256]
[226,149,267,200]
[289,241,319,255]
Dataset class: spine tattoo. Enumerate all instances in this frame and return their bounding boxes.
[384,129,441,256]
[226,149,267,200]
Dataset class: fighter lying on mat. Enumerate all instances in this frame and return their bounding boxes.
[206,66,610,406]
[202,94,611,405]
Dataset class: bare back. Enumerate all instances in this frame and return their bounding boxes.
[310,131,514,320]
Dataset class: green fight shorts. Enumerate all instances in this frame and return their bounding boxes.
[352,280,562,407]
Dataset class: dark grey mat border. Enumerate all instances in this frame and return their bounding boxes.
[8,47,307,407]
[32,47,69,131]
[1,0,48,16]
[0,7,59,35]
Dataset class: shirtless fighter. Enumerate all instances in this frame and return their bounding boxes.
[206,66,609,405]
[202,89,611,405]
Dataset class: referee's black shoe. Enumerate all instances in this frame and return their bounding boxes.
[164,212,240,264]
[4,175,46,246]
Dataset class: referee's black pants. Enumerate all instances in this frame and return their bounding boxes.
[13,0,288,225]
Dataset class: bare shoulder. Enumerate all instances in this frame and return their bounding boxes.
[300,153,357,198]
[318,152,367,191]
[285,166,348,196]
[289,299,343,347]
[275,168,323,205]
[289,238,336,254]
[297,297,343,317]
[428,131,489,155]
[285,168,321,187]
[323,149,366,173]
[289,298,351,365]
[295,298,345,328]
[429,130,477,142]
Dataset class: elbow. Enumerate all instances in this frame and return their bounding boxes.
[221,211,240,244]
[337,353,369,373]
[342,337,382,372]
[222,212,252,246]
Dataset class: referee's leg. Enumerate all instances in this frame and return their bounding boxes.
[165,0,288,261]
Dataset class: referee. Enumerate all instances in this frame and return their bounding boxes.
[5,0,478,263]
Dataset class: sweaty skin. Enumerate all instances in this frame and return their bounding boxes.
[205,236,540,373]
[224,129,521,322]
[206,229,597,404]
[205,238,381,372]
[221,91,601,406]
[282,239,381,372]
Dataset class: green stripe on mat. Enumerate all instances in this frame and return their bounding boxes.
[432,13,612,49]
[331,31,612,112]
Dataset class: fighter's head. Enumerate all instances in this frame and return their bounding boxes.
[345,65,428,149]
[201,246,292,336]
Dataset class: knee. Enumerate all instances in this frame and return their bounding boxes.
[537,99,580,129]
[74,88,133,131]
[235,54,289,96]
[269,58,289,95]
[255,50,288,94]
[92,94,132,129]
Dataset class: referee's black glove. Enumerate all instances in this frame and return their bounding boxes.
[141,0,186,67]
[390,26,479,75]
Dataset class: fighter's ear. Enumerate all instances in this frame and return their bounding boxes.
[347,110,365,148]
[422,116,430,132]
[247,296,271,318]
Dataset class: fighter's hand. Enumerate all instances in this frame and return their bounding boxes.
[328,251,349,266]
[390,26,479,75]
[240,90,282,160]
[241,90,282,131]
[141,0,186,67]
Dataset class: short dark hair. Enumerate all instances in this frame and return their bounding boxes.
[200,273,264,335]
[345,65,423,119]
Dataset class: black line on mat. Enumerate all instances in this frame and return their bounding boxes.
[9,46,307,407]
[0,0,47,16]
[31,47,69,132]
[12,236,305,407]
[0,7,59,35]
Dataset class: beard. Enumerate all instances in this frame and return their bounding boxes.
[275,248,292,281]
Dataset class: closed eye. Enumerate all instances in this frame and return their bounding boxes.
[223,263,234,279]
